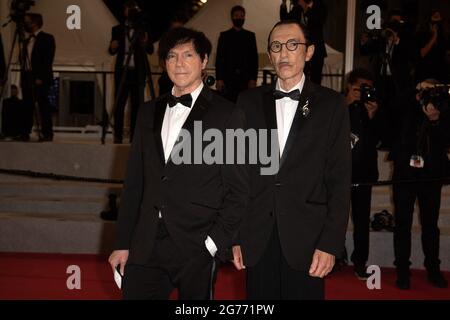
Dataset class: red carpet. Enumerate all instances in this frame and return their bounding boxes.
[0,253,449,300]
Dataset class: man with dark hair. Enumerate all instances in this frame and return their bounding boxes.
[215,5,258,102]
[233,20,351,300]
[345,68,385,280]
[280,0,327,85]
[109,0,154,144]
[20,13,55,142]
[109,27,248,300]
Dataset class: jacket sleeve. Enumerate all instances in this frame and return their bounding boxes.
[209,106,250,261]
[316,95,351,256]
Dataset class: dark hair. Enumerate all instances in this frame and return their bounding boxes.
[267,20,310,51]
[11,84,18,90]
[347,68,375,86]
[26,13,43,29]
[231,5,246,17]
[158,27,212,63]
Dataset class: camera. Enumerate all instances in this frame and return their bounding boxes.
[360,83,377,104]
[10,0,35,23]
[371,210,394,232]
[418,84,450,113]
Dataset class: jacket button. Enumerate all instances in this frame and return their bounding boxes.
[269,212,273,217]
[275,182,282,187]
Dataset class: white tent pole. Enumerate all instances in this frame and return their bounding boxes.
[345,0,356,75]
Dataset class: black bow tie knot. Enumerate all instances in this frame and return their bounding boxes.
[273,89,301,101]
[168,93,193,108]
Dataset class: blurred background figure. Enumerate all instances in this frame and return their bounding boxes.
[389,79,450,290]
[215,5,258,102]
[109,0,153,144]
[345,68,386,281]
[280,0,327,85]
[415,9,449,84]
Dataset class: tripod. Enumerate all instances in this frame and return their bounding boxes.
[0,19,43,141]
[101,24,155,145]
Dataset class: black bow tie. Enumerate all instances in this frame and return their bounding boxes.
[168,94,193,108]
[273,89,301,101]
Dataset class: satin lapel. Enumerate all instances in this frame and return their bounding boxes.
[279,79,315,170]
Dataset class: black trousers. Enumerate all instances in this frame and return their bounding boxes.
[246,223,325,300]
[350,186,372,267]
[114,69,144,142]
[21,72,53,139]
[393,181,442,271]
[122,220,218,300]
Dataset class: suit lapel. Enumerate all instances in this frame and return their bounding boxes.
[279,79,315,169]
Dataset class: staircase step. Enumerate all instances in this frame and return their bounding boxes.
[0,197,107,215]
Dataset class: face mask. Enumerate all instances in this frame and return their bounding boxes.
[232,19,245,29]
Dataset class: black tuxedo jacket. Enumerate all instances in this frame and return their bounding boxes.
[108,24,154,83]
[236,80,351,271]
[22,31,55,87]
[115,86,249,264]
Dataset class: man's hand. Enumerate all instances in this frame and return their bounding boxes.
[365,100,378,119]
[232,246,246,270]
[110,40,119,51]
[108,250,129,277]
[423,103,440,121]
[216,80,225,92]
[309,249,335,278]
[35,79,43,86]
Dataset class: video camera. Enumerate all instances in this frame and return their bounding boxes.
[10,0,35,23]
[418,84,450,113]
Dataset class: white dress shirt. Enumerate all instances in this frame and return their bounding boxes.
[275,74,306,156]
[124,24,135,68]
[160,82,218,257]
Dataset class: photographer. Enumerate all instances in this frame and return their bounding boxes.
[345,68,386,280]
[415,10,449,83]
[280,0,327,84]
[389,79,450,290]
[109,0,153,144]
[360,10,416,148]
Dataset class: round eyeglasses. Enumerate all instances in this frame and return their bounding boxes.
[269,40,308,53]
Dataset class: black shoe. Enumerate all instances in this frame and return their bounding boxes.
[427,271,448,289]
[396,273,411,290]
[354,265,371,280]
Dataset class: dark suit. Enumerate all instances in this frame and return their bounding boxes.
[21,31,55,139]
[389,96,450,273]
[109,24,154,142]
[236,80,351,299]
[215,28,258,102]
[1,96,24,138]
[348,101,386,267]
[115,86,249,299]
[280,1,328,84]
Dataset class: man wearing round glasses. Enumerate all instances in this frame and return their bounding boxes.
[233,20,351,300]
